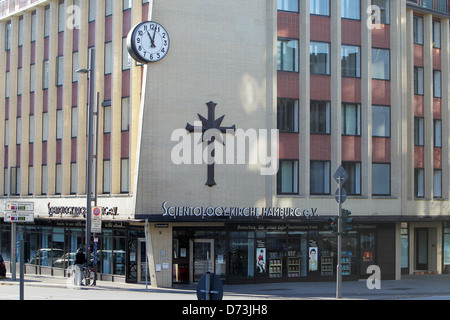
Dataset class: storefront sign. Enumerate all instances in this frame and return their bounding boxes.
[47,203,119,217]
[162,202,319,220]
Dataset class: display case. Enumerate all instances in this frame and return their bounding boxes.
[320,256,333,276]
[341,255,351,276]
[287,257,301,277]
[269,258,283,278]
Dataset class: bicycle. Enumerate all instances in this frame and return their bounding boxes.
[83,266,96,286]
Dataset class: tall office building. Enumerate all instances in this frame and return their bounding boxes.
[0,0,449,288]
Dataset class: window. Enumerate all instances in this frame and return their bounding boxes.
[31,13,37,42]
[123,0,132,10]
[341,45,360,77]
[10,167,20,196]
[433,20,441,48]
[105,0,113,16]
[414,66,424,95]
[104,105,112,133]
[310,101,330,134]
[4,119,9,146]
[16,117,22,145]
[72,52,80,82]
[372,0,390,24]
[278,99,299,133]
[414,168,424,198]
[413,16,423,45]
[277,160,299,194]
[277,0,298,12]
[121,158,129,193]
[17,68,23,95]
[58,2,65,33]
[56,56,64,86]
[5,71,10,98]
[342,103,360,135]
[434,120,442,147]
[71,163,77,194]
[71,107,78,138]
[277,39,299,72]
[414,117,424,146]
[28,166,34,195]
[310,0,329,16]
[30,64,36,92]
[310,161,330,194]
[372,163,390,195]
[103,160,111,194]
[43,60,50,89]
[372,48,390,80]
[372,105,390,137]
[122,38,131,70]
[56,163,62,194]
[5,23,11,50]
[18,18,24,46]
[44,7,50,37]
[341,0,360,20]
[121,97,130,131]
[29,115,35,143]
[434,169,442,198]
[42,165,48,195]
[104,42,113,75]
[89,0,97,22]
[56,109,63,140]
[42,112,49,141]
[342,162,361,195]
[433,70,441,98]
[310,42,330,75]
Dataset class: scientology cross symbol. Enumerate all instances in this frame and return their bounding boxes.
[186,101,236,187]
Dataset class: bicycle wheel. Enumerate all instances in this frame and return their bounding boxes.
[86,269,96,286]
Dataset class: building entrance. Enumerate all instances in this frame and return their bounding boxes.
[190,239,214,283]
[415,228,428,270]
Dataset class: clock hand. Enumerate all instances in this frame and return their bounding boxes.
[146,30,155,48]
[151,27,157,48]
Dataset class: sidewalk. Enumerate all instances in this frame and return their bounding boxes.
[1,273,450,300]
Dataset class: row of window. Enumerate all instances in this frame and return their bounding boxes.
[278,40,391,80]
[413,15,443,48]
[278,99,443,147]
[278,0,391,23]
[278,160,443,198]
[5,158,130,197]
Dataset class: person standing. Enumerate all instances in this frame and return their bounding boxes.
[74,248,87,286]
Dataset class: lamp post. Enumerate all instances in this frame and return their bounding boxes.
[77,48,95,266]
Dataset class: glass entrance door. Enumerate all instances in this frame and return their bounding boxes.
[415,228,428,270]
[190,239,214,283]
[137,238,149,283]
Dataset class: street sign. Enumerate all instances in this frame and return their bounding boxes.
[4,212,34,223]
[333,165,349,184]
[5,202,34,212]
[335,187,347,203]
[91,206,102,233]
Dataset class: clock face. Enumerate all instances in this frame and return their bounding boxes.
[127,21,170,63]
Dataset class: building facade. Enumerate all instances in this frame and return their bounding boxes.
[0,0,449,288]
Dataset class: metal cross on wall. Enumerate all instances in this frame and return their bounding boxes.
[186,101,236,187]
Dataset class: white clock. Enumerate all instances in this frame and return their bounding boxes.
[127,21,170,63]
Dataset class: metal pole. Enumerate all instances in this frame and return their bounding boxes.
[11,221,16,281]
[19,239,24,300]
[85,48,95,265]
[145,219,148,290]
[336,176,342,299]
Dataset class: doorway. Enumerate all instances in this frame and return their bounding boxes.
[190,239,214,283]
[415,228,428,270]
[137,238,149,283]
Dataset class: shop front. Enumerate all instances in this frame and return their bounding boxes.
[170,221,382,285]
